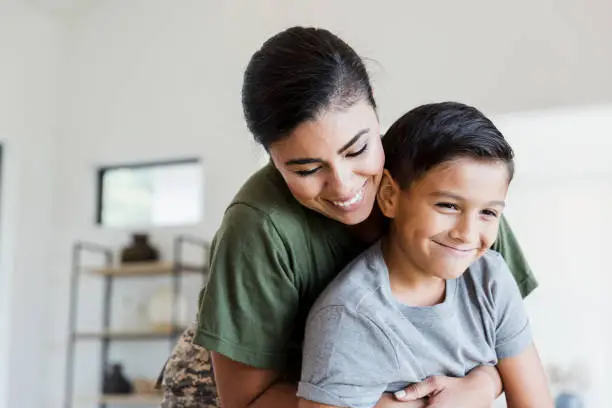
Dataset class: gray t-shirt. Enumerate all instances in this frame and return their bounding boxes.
[297,242,532,408]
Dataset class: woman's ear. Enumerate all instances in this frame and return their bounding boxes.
[377,169,400,219]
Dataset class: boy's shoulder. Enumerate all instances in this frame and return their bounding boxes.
[309,242,388,316]
[462,249,518,299]
[467,249,504,277]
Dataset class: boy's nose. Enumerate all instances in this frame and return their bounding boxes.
[449,214,478,244]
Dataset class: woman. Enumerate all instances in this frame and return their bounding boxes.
[160,26,537,408]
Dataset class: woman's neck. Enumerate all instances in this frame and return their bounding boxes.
[381,235,446,307]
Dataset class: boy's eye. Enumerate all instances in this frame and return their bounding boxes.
[295,167,322,177]
[435,202,459,211]
[345,144,368,158]
[481,209,499,218]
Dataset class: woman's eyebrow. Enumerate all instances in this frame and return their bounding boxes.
[285,157,322,166]
[337,128,369,154]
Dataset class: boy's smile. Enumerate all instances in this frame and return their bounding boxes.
[432,240,478,256]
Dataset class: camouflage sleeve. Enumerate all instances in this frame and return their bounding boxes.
[158,326,220,408]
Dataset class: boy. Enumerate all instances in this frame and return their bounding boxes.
[296,102,552,408]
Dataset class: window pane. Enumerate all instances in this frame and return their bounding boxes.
[98,160,202,228]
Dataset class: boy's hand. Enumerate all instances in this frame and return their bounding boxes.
[375,393,427,407]
[394,367,499,408]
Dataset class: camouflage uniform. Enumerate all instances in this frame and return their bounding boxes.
[157,325,220,408]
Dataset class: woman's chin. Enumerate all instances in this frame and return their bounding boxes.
[300,197,374,226]
[328,203,374,226]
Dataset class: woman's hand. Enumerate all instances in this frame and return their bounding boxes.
[393,366,501,408]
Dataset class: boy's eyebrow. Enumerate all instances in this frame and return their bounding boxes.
[431,191,506,207]
[284,129,369,166]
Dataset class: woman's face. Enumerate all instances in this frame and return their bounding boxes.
[268,100,384,225]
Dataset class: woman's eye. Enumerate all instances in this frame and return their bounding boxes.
[435,202,459,210]
[295,167,322,177]
[346,144,368,158]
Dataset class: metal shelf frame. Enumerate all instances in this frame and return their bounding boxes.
[63,234,209,408]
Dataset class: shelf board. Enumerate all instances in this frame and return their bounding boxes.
[99,393,162,405]
[87,261,206,277]
[75,326,185,340]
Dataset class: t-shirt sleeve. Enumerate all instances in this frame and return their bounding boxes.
[297,306,397,408]
[490,254,533,360]
[491,214,538,298]
[193,203,299,369]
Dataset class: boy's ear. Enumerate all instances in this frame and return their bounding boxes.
[377,169,400,218]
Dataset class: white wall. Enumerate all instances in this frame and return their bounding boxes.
[0,2,65,408]
[491,106,612,407]
[2,0,612,406]
[45,2,269,405]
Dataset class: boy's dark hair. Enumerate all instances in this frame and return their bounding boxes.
[382,102,514,189]
[242,26,376,149]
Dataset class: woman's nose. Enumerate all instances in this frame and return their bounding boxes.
[327,165,355,195]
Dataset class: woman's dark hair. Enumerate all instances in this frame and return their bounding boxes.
[383,102,515,189]
[242,26,376,149]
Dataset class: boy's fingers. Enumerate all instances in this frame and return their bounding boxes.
[394,376,445,401]
[390,395,428,408]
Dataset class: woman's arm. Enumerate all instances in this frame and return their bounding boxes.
[497,343,553,408]
[215,350,500,408]
[212,351,298,408]
[298,396,427,408]
[297,366,502,408]
[295,365,502,408]
[213,351,424,408]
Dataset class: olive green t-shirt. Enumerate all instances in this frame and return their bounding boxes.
[194,163,538,381]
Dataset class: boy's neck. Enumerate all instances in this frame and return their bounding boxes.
[381,236,446,307]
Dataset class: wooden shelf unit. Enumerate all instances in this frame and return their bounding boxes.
[98,394,162,405]
[88,260,207,277]
[75,326,187,341]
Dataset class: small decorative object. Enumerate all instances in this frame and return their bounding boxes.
[102,363,134,394]
[146,286,190,331]
[555,393,584,408]
[547,360,590,408]
[120,233,159,263]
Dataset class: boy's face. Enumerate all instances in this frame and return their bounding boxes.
[378,157,510,280]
